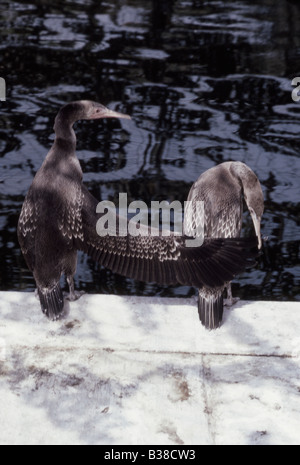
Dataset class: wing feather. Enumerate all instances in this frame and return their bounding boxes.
[75,185,258,289]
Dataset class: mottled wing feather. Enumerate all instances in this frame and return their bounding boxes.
[184,197,204,238]
[209,203,242,238]
[76,185,258,289]
[184,190,242,239]
[17,190,40,271]
[56,183,85,245]
[18,181,84,272]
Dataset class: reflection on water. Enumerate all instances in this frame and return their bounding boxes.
[0,0,299,300]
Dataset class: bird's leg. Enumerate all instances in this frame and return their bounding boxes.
[66,275,85,302]
[224,283,239,307]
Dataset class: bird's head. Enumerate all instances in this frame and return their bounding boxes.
[239,165,264,249]
[54,100,131,129]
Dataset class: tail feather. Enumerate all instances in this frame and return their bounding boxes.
[198,291,224,330]
[38,283,64,321]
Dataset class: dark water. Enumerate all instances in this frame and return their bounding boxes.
[0,0,299,301]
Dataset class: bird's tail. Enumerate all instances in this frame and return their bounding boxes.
[198,291,224,330]
[38,283,64,321]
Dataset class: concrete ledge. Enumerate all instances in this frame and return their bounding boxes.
[0,292,299,445]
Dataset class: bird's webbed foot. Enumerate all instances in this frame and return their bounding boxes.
[224,296,240,307]
[65,276,85,302]
[66,290,85,302]
[224,283,240,307]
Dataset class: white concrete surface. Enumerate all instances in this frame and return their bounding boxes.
[0,291,299,445]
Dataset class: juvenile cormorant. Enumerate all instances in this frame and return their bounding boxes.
[184,161,264,330]
[18,101,258,321]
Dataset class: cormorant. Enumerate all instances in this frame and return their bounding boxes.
[18,101,258,321]
[184,161,264,329]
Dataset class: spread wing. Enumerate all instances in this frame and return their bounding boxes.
[75,185,258,289]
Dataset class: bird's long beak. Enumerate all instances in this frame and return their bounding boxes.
[250,211,262,249]
[102,108,131,120]
[89,107,131,121]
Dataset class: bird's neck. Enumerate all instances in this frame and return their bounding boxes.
[53,117,77,153]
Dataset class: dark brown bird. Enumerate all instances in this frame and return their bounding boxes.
[184,161,264,330]
[18,101,258,321]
